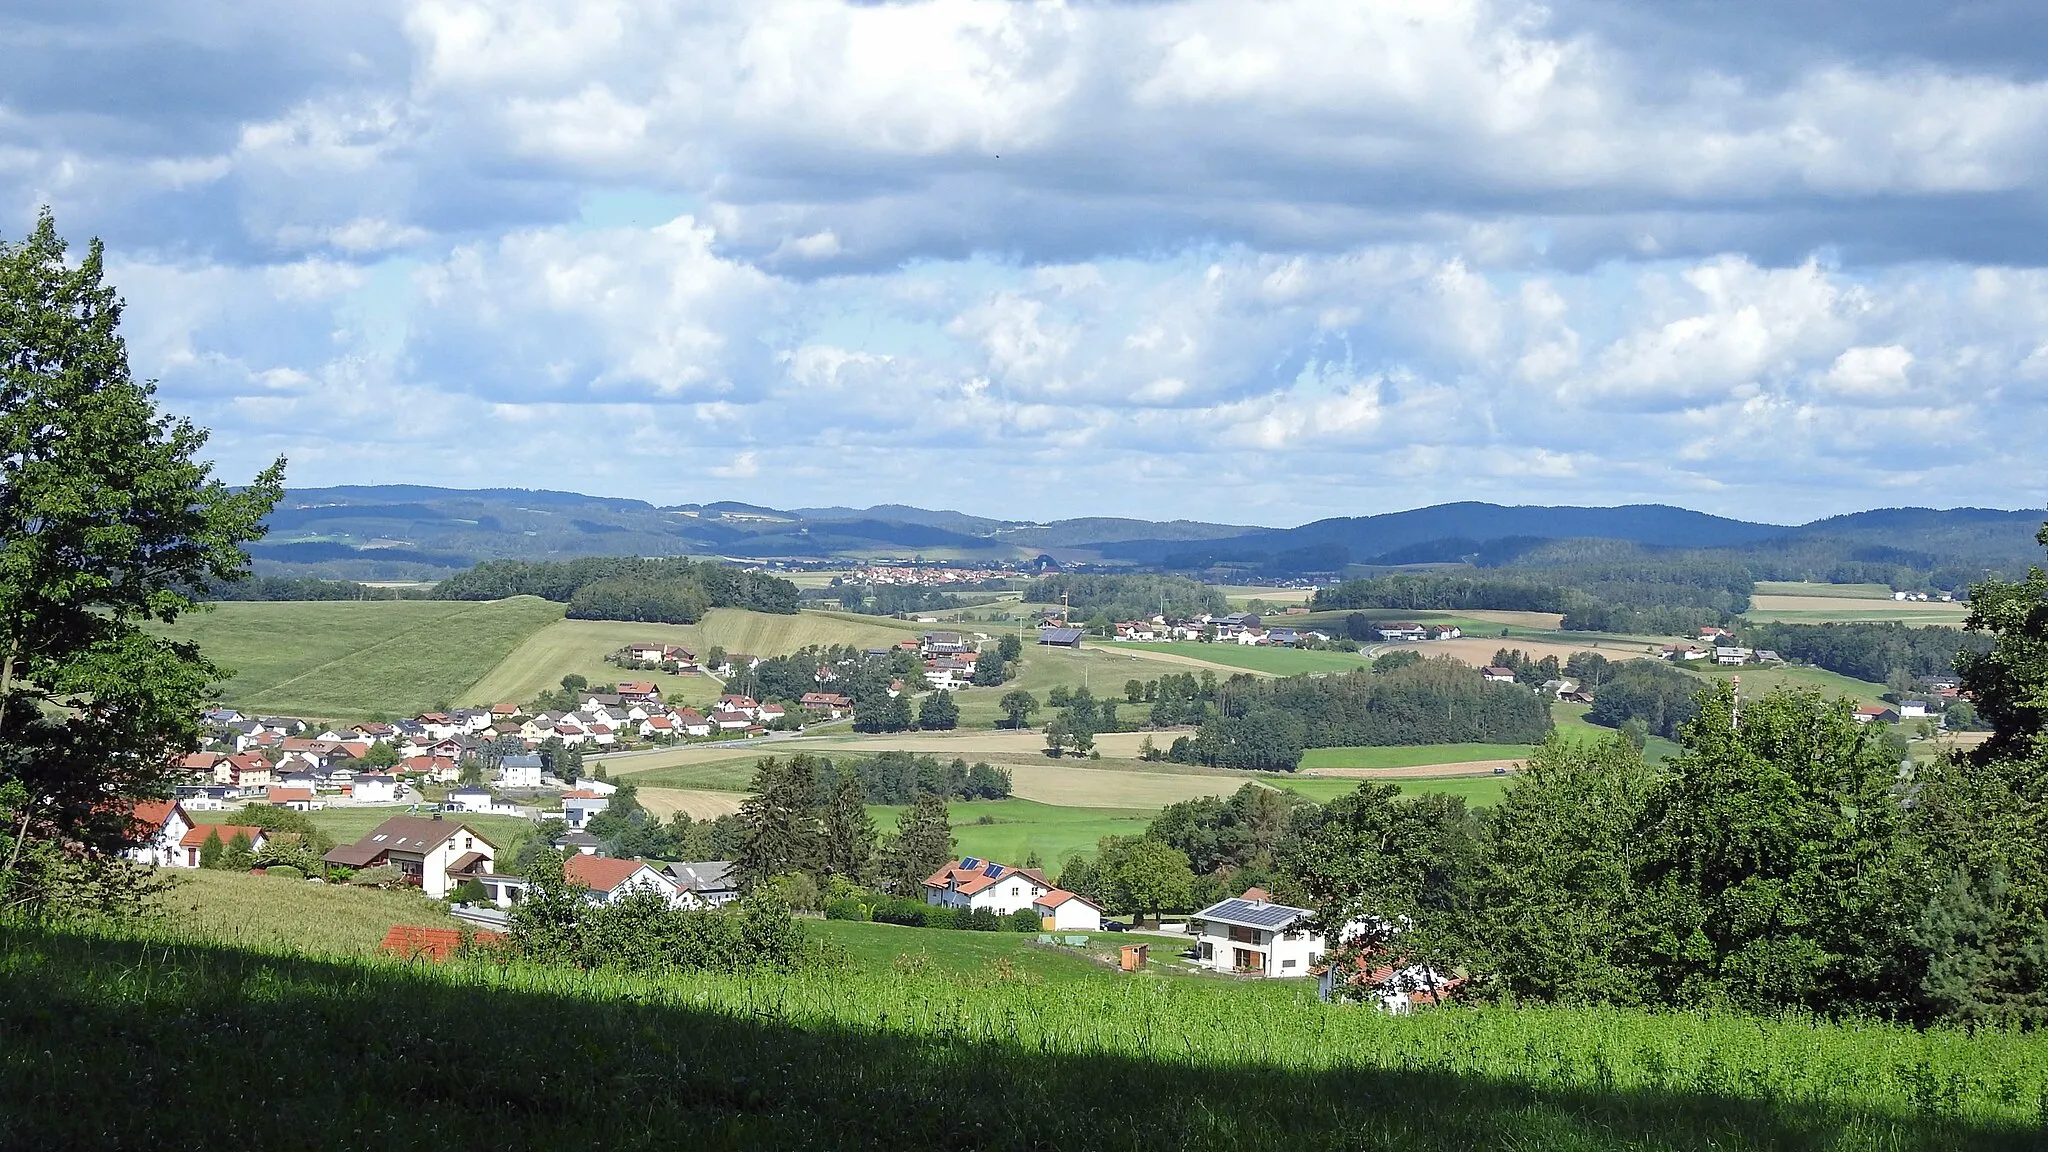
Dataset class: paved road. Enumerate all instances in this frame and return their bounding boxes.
[588,717,854,763]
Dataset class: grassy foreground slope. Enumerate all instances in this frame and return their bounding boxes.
[3,919,2043,1150]
[157,597,565,718]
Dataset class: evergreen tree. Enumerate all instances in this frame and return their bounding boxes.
[197,828,224,870]
[734,755,823,889]
[0,211,284,915]
[916,690,960,731]
[821,772,877,886]
[220,831,256,872]
[880,793,954,896]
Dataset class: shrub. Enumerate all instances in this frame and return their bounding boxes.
[923,906,963,931]
[965,907,1001,932]
[1007,908,1041,933]
[451,878,488,905]
[871,897,928,927]
[348,864,403,888]
[823,897,870,922]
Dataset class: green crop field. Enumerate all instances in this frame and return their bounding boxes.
[1298,743,1533,770]
[147,869,462,956]
[1754,581,1898,599]
[155,597,567,719]
[1117,642,1372,677]
[6,915,2044,1149]
[1551,702,1683,763]
[1683,662,1890,708]
[872,797,1156,865]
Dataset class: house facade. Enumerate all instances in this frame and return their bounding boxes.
[924,857,1052,915]
[1189,891,1326,978]
[125,800,195,868]
[322,815,497,898]
[1033,889,1104,931]
[564,854,686,906]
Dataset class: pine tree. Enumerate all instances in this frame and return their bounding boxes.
[881,793,954,896]
[734,755,822,889]
[821,773,877,886]
[197,828,224,870]
[916,690,959,731]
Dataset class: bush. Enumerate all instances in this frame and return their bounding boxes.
[923,906,963,931]
[1006,908,1041,933]
[965,907,1001,932]
[262,865,304,880]
[451,878,489,905]
[348,864,404,888]
[823,897,870,921]
[871,897,928,927]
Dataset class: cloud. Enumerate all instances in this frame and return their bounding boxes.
[3,0,2047,523]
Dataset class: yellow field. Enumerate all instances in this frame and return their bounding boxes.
[637,787,746,820]
[1429,635,1662,667]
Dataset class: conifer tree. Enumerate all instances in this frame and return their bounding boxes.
[820,772,877,886]
[880,793,954,896]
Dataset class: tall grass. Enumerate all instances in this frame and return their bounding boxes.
[2,915,2043,1149]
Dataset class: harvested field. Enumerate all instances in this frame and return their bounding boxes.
[637,788,746,821]
[1430,635,1662,667]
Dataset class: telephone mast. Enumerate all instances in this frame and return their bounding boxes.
[1731,675,1742,731]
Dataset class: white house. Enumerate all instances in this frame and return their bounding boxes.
[1189,890,1326,978]
[1032,889,1104,932]
[352,774,399,804]
[1900,700,1931,719]
[1481,667,1517,684]
[125,800,195,868]
[923,857,1052,915]
[665,860,738,907]
[447,786,520,816]
[499,755,544,790]
[561,790,610,830]
[322,815,497,899]
[564,854,686,906]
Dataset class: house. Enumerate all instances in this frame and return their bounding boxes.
[1033,889,1104,932]
[322,815,497,898]
[1318,954,1463,1013]
[400,755,461,783]
[1481,666,1517,684]
[1428,625,1462,641]
[717,694,761,718]
[554,830,605,856]
[267,786,319,812]
[924,857,1052,915]
[1539,678,1579,700]
[1376,623,1427,642]
[1266,628,1301,647]
[125,800,195,868]
[710,710,753,732]
[1038,626,1084,648]
[500,754,544,790]
[665,861,739,907]
[380,925,506,961]
[641,715,677,739]
[446,786,519,816]
[175,823,269,868]
[352,774,400,804]
[674,708,713,737]
[801,692,853,718]
[1113,621,1158,641]
[1900,700,1931,719]
[617,681,661,703]
[921,631,972,656]
[178,752,224,779]
[1714,646,1753,666]
[214,753,273,789]
[757,703,787,724]
[561,790,611,830]
[1189,890,1326,978]
[1854,705,1901,725]
[491,702,522,719]
[563,854,685,906]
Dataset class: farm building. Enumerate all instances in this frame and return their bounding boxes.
[1033,889,1104,932]
[1038,626,1083,648]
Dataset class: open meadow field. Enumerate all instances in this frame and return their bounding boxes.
[1754,581,1897,599]
[1218,584,1316,606]
[635,787,746,820]
[873,797,1157,864]
[1118,641,1373,677]
[155,597,566,719]
[950,641,1199,727]
[7,914,2044,1149]
[145,869,461,956]
[1682,661,1891,708]
[1298,743,1534,771]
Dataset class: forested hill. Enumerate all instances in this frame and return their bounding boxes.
[244,485,2041,583]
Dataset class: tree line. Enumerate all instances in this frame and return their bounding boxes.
[1313,555,1751,635]
[194,575,431,601]
[1158,659,1552,771]
[1740,620,1992,685]
[432,556,800,621]
[1020,573,1227,621]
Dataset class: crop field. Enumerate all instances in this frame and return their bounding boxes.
[1745,598,1969,626]
[1298,743,1535,770]
[7,920,2045,1149]
[1269,774,1511,806]
[1117,641,1373,677]
[462,618,729,710]
[146,869,461,956]
[872,797,1157,864]
[1754,581,1897,599]
[635,787,747,821]
[155,597,566,719]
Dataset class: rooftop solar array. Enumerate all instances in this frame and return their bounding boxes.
[983,862,1003,877]
[961,857,981,870]
[1197,898,1311,929]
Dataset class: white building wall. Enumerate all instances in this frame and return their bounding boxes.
[1039,900,1102,931]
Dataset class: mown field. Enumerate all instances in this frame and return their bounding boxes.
[871,797,1157,865]
[1118,641,1373,677]
[156,597,566,718]
[1298,743,1535,770]
[5,912,2045,1150]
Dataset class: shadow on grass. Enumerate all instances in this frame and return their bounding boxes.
[0,924,2036,1151]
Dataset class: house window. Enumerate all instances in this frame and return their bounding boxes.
[1282,958,1296,969]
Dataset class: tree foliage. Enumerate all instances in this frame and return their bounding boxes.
[0,210,284,916]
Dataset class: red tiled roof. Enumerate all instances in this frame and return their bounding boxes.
[268,787,314,803]
[181,824,265,849]
[564,854,662,893]
[379,925,505,963]
[1033,888,1100,911]
[561,790,608,800]
[132,800,181,834]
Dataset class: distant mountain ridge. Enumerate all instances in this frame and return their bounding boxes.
[246,485,2044,583]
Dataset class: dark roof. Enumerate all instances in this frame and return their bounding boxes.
[1195,897,1314,930]
[348,815,495,855]
[325,843,383,867]
[666,860,736,891]
[1038,626,1084,645]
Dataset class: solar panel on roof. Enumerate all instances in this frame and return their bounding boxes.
[961,857,981,870]
[984,862,1003,878]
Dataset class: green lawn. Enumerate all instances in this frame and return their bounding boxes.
[953,643,1197,728]
[1552,703,1682,764]
[1118,642,1373,677]
[156,596,566,719]
[871,798,1155,865]
[1683,662,1890,708]
[1744,606,1968,626]
[1298,743,1534,770]
[811,919,1127,981]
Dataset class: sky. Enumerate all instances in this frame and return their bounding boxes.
[5,0,2048,527]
